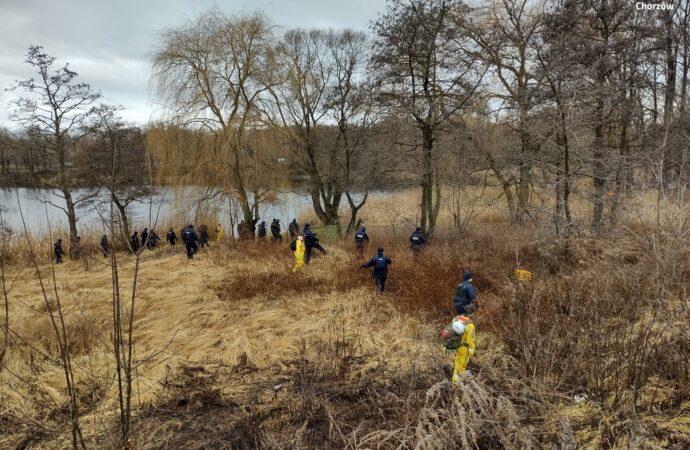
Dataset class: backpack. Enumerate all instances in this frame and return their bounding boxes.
[290,239,297,251]
[183,230,192,242]
[440,326,463,350]
[374,256,387,269]
[355,232,365,242]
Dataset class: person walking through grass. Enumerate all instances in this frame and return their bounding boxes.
[130,231,140,253]
[292,235,306,272]
[303,224,326,263]
[450,315,475,382]
[361,247,391,293]
[54,238,65,263]
[354,226,369,257]
[453,272,477,315]
[409,226,427,256]
[167,228,177,246]
[288,219,299,239]
[198,224,210,248]
[440,315,476,383]
[271,219,282,242]
[182,224,199,259]
[100,235,110,257]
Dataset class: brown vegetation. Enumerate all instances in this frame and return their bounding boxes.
[1,196,689,448]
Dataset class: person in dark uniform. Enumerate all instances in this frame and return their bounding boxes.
[361,247,392,293]
[199,224,210,248]
[141,228,149,249]
[100,235,110,257]
[354,226,369,257]
[409,227,427,258]
[54,239,65,263]
[270,219,282,242]
[453,272,478,315]
[130,232,140,253]
[257,221,267,241]
[288,219,300,239]
[182,224,199,259]
[303,224,326,263]
[167,228,177,246]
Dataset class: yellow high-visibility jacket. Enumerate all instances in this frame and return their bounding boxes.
[294,239,305,262]
[453,321,476,377]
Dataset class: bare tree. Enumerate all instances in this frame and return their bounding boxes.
[8,46,102,257]
[89,105,153,243]
[327,30,378,234]
[272,29,344,228]
[464,0,544,223]
[149,9,281,226]
[371,0,485,236]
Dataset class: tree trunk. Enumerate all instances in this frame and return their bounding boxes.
[345,191,368,235]
[664,9,677,128]
[591,93,607,232]
[63,188,79,258]
[681,0,690,112]
[486,152,517,221]
[309,188,329,224]
[113,197,130,244]
[420,126,440,236]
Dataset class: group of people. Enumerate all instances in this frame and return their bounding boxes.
[237,218,285,242]
[167,224,219,259]
[129,228,162,253]
[52,219,477,381]
[291,222,328,272]
[351,225,477,382]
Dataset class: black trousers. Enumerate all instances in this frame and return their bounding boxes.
[454,301,474,315]
[186,244,197,259]
[375,276,387,293]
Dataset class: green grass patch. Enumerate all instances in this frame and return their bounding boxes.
[310,225,340,241]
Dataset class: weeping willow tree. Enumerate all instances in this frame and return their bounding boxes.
[148,9,284,224]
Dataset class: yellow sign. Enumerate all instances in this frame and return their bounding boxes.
[514,269,532,282]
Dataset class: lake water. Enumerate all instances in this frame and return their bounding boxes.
[0,187,321,236]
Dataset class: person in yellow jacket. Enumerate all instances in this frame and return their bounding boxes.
[292,235,306,272]
[451,315,475,382]
[215,224,223,242]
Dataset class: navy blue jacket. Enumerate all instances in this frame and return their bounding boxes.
[182,227,199,245]
[258,222,267,238]
[270,221,281,236]
[362,254,391,278]
[410,230,427,247]
[304,228,317,247]
[354,228,369,244]
[453,281,477,308]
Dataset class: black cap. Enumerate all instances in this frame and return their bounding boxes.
[377,247,384,253]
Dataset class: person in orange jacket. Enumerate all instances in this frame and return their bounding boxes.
[292,235,306,272]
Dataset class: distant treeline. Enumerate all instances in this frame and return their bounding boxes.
[4,0,690,255]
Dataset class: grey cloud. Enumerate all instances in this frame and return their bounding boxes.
[0,0,384,128]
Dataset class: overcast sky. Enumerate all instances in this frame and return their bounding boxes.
[0,0,384,129]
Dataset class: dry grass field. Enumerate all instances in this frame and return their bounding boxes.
[1,188,690,449]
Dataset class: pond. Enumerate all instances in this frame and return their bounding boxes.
[0,187,319,236]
